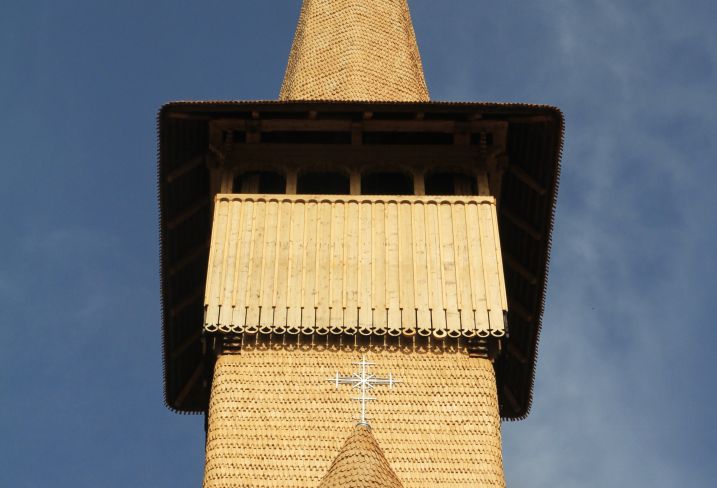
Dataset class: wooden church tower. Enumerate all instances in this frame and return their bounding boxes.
[157,1,563,486]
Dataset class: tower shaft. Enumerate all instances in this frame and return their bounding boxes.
[201,1,507,486]
[280,0,429,101]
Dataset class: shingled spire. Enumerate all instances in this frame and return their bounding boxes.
[318,425,404,488]
[280,0,429,101]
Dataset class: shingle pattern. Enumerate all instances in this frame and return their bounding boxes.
[203,348,505,487]
[280,0,429,101]
[317,425,404,488]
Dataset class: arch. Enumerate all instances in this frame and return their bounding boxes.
[424,170,477,196]
[361,170,414,195]
[234,171,287,194]
[297,170,351,194]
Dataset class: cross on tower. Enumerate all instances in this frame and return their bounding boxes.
[328,356,399,427]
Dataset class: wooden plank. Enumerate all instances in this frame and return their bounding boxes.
[385,202,401,332]
[358,202,373,329]
[205,198,229,327]
[480,202,504,333]
[254,118,458,133]
[174,363,204,409]
[504,253,538,285]
[230,200,254,328]
[467,201,489,333]
[398,202,415,329]
[502,207,541,240]
[344,201,359,329]
[425,202,446,332]
[372,202,387,331]
[165,154,204,183]
[439,202,461,335]
[452,202,475,332]
[244,200,266,329]
[170,329,202,359]
[286,201,305,328]
[315,201,332,329]
[329,202,346,328]
[168,238,209,275]
[219,199,242,329]
[166,197,210,230]
[412,202,430,331]
[301,201,318,330]
[259,199,280,327]
[228,144,481,169]
[273,200,292,327]
[259,119,352,132]
[491,202,509,310]
[508,165,547,195]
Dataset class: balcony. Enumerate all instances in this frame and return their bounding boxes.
[204,194,507,339]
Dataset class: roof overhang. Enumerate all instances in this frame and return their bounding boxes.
[157,100,563,419]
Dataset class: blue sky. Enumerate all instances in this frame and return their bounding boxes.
[1,1,715,486]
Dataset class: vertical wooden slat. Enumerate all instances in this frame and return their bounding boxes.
[467,202,489,333]
[439,202,460,335]
[412,202,430,331]
[245,200,266,328]
[385,201,401,332]
[425,202,446,332]
[398,202,416,329]
[329,202,346,328]
[452,202,475,331]
[358,201,373,329]
[491,202,509,311]
[219,199,242,329]
[344,201,360,329]
[272,200,291,326]
[205,198,229,327]
[286,201,305,328]
[315,202,332,329]
[480,202,504,333]
[372,202,387,331]
[231,200,254,327]
[259,199,279,327]
[301,201,318,329]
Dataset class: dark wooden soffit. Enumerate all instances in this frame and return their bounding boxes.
[157,100,564,420]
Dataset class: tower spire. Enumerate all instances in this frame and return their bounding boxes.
[280,0,429,101]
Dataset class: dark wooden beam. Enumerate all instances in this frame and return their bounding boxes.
[508,165,547,196]
[504,253,538,285]
[171,329,203,360]
[170,288,204,317]
[166,198,210,230]
[175,363,204,408]
[169,239,211,275]
[227,144,482,168]
[166,155,205,183]
[506,341,529,364]
[501,207,542,241]
[502,384,522,414]
[212,117,508,134]
[508,300,534,323]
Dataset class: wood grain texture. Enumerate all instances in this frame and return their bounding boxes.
[203,349,505,488]
[204,195,508,339]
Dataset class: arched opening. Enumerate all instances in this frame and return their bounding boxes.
[424,172,477,196]
[297,171,350,194]
[361,172,414,195]
[233,171,286,194]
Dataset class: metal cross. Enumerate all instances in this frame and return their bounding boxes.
[328,355,399,427]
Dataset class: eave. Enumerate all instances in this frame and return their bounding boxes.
[157,100,563,419]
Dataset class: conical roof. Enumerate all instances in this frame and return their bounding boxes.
[280,0,429,101]
[317,425,404,488]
